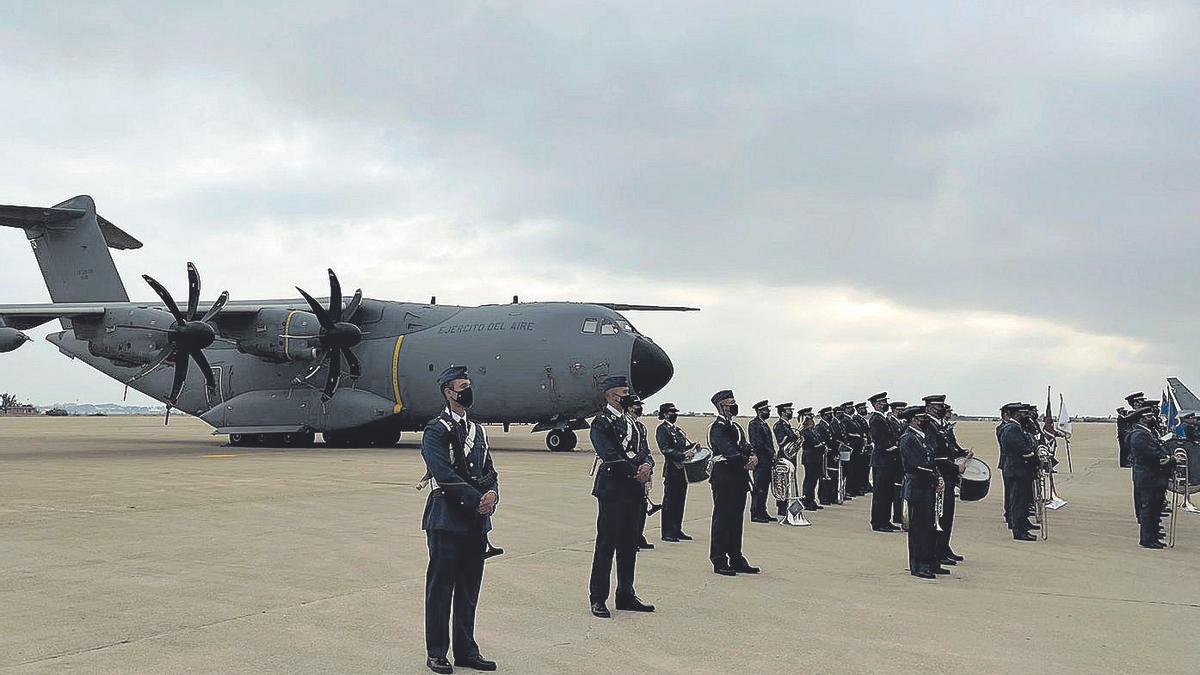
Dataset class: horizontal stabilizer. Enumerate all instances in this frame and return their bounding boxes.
[593,303,700,312]
[0,200,142,250]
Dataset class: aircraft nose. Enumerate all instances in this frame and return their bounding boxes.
[631,336,673,398]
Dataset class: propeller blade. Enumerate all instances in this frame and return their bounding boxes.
[343,348,361,378]
[344,288,363,320]
[192,349,216,390]
[186,262,201,321]
[127,345,176,385]
[143,274,185,325]
[168,356,188,405]
[296,286,335,329]
[201,290,230,323]
[327,269,342,320]
[322,349,342,400]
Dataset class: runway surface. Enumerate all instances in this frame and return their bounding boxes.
[0,417,1196,674]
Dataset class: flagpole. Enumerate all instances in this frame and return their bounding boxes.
[1059,393,1072,473]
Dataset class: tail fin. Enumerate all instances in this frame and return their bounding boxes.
[0,195,139,302]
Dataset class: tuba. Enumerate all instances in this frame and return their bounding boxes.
[771,457,811,526]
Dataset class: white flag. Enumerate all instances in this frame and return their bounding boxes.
[1056,394,1072,436]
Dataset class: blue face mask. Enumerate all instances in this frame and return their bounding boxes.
[455,386,473,408]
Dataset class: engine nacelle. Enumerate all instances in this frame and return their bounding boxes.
[85,307,173,367]
[235,308,321,362]
[0,327,30,353]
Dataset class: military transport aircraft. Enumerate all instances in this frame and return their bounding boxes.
[0,196,692,450]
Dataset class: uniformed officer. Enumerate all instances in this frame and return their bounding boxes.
[921,395,968,565]
[626,398,656,550]
[1128,406,1176,549]
[842,402,866,496]
[853,402,873,495]
[588,376,655,618]
[798,407,824,510]
[937,403,972,564]
[996,403,1019,528]
[887,400,908,525]
[833,403,855,501]
[898,405,943,579]
[656,403,697,542]
[708,390,760,576]
[867,392,899,532]
[748,399,776,523]
[815,407,838,505]
[998,403,1038,541]
[421,366,499,674]
[773,402,801,518]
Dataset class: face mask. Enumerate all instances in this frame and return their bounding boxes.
[727,403,739,417]
[666,413,678,423]
[782,412,793,421]
[758,410,769,419]
[455,386,474,408]
[618,394,638,410]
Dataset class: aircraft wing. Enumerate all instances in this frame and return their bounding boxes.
[0,298,326,330]
[592,303,700,312]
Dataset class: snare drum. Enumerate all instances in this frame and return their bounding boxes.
[684,447,713,483]
[838,449,852,463]
[959,457,992,502]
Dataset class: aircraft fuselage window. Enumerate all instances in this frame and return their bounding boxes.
[600,321,618,335]
[617,319,634,333]
[581,318,598,334]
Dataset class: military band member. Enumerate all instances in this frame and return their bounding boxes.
[748,400,777,523]
[887,400,908,524]
[815,407,838,505]
[708,390,760,576]
[867,392,899,532]
[627,398,656,550]
[842,402,866,496]
[798,407,824,510]
[832,404,855,501]
[921,395,965,565]
[1128,406,1176,549]
[421,366,499,674]
[774,402,801,517]
[899,405,943,579]
[999,403,1038,541]
[656,402,697,542]
[996,403,1018,527]
[853,402,873,495]
[588,376,655,618]
[937,403,971,563]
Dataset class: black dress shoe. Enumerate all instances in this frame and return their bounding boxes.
[615,594,655,612]
[947,552,964,562]
[714,565,737,576]
[938,557,957,566]
[1141,541,1166,549]
[750,516,774,523]
[872,524,899,532]
[427,656,453,674]
[1014,532,1037,541]
[911,570,936,580]
[733,562,760,574]
[638,540,655,550]
[677,532,693,540]
[455,655,497,671]
[932,566,951,575]
[662,535,680,543]
[590,601,611,618]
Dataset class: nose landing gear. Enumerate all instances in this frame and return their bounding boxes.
[546,428,578,452]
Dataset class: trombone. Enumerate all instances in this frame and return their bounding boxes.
[1168,449,1190,548]
[1034,446,1050,541]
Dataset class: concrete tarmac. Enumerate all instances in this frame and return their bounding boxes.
[0,417,1196,674]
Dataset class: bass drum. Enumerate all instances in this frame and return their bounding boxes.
[684,447,713,483]
[1163,438,1200,495]
[958,457,992,502]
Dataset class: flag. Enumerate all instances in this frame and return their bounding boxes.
[1056,394,1072,436]
[1043,386,1056,437]
[1163,381,1184,438]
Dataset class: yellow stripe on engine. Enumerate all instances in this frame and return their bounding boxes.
[283,310,298,354]
[391,335,405,414]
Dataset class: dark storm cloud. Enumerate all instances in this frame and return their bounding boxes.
[1,2,1198,410]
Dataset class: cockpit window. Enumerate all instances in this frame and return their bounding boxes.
[616,319,634,333]
[600,320,618,335]
[581,318,598,334]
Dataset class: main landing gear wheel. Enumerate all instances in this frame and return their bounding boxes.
[546,428,578,452]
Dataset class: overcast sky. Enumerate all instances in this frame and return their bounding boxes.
[1,2,1197,415]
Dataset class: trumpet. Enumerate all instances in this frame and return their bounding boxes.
[934,476,945,532]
